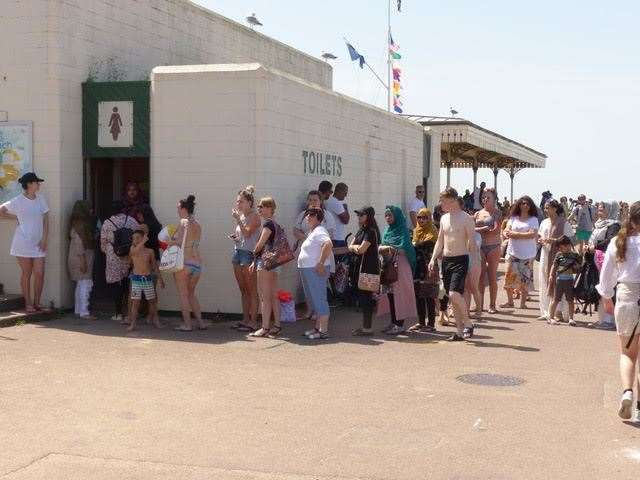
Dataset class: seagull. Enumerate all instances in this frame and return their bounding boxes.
[321,52,338,62]
[246,13,263,29]
[450,107,459,117]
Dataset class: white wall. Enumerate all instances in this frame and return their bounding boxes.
[151,64,424,314]
[0,0,331,306]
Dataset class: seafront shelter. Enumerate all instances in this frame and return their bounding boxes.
[407,116,547,200]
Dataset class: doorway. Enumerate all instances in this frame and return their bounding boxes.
[87,157,149,306]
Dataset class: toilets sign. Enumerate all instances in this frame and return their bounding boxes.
[302,150,342,177]
[98,101,133,148]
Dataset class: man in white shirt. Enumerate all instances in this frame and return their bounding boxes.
[473,182,486,211]
[407,184,426,229]
[324,182,350,247]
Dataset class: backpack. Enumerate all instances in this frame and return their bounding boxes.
[573,252,600,315]
[107,215,134,257]
[262,221,294,271]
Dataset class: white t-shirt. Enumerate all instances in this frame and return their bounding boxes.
[407,197,426,227]
[1,193,50,257]
[597,235,640,298]
[298,226,332,268]
[324,196,347,241]
[506,216,539,260]
[473,187,482,210]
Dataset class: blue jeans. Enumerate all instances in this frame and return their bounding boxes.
[232,249,254,266]
[299,267,330,316]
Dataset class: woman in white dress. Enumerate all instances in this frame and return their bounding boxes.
[537,199,573,320]
[0,173,49,313]
[597,201,640,421]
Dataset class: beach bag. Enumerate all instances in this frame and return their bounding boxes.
[573,252,600,315]
[159,222,188,273]
[380,250,399,285]
[262,221,294,271]
[357,254,380,293]
[108,215,134,257]
[278,290,296,323]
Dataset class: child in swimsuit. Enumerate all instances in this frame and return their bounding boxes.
[128,230,164,332]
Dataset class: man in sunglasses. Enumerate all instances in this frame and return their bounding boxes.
[407,184,426,229]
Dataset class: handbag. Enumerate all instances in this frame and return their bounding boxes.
[380,250,399,285]
[159,221,188,273]
[262,221,295,271]
[357,255,380,293]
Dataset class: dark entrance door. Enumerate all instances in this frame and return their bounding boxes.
[88,157,149,307]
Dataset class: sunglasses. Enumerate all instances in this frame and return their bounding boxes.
[417,216,429,220]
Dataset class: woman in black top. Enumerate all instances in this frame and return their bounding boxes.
[348,206,381,336]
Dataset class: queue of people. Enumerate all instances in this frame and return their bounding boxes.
[3,172,640,422]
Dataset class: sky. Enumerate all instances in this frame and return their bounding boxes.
[196,0,639,203]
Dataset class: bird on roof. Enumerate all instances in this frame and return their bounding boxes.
[450,107,459,117]
[246,13,263,29]
[321,52,338,62]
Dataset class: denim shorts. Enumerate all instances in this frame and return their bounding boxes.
[255,257,281,274]
[232,249,254,267]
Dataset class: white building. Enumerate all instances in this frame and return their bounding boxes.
[0,0,429,313]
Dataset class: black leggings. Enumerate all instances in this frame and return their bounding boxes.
[416,295,436,327]
[387,293,404,327]
[358,290,376,329]
[110,277,130,316]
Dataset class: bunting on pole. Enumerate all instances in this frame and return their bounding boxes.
[389,31,403,113]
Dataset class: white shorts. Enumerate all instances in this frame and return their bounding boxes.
[614,283,640,337]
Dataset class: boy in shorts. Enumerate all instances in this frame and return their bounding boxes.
[128,230,164,332]
[547,235,581,326]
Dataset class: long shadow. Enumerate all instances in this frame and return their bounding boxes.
[475,324,513,331]
[509,312,542,320]
[486,316,529,325]
[0,335,17,341]
[466,339,540,352]
[33,309,454,349]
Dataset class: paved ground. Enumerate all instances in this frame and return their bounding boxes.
[1,283,640,479]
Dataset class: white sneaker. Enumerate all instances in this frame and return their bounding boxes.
[111,314,123,321]
[618,390,634,420]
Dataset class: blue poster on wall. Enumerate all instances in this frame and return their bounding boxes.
[0,122,33,204]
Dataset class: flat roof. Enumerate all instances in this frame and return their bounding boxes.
[403,115,547,169]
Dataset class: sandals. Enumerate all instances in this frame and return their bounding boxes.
[267,326,282,339]
[25,305,37,314]
[306,331,329,340]
[499,302,514,309]
[407,323,426,333]
[174,325,193,332]
[487,307,498,314]
[236,324,257,332]
[352,328,373,336]
[249,328,270,337]
[462,326,475,339]
[448,333,464,342]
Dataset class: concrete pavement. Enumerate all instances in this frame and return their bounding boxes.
[1,289,639,479]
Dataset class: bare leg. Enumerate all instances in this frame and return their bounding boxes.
[269,271,281,328]
[486,248,501,311]
[619,334,640,391]
[148,299,163,328]
[233,264,251,324]
[187,273,204,329]
[244,267,258,327]
[174,271,193,330]
[449,291,471,336]
[548,298,559,324]
[17,257,34,310]
[128,299,140,332]
[253,270,272,335]
[32,257,45,308]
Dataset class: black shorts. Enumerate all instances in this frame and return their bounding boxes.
[554,278,574,302]
[441,255,469,295]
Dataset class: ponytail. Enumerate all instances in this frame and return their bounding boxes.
[615,201,640,263]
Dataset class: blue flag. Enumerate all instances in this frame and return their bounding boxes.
[346,43,365,69]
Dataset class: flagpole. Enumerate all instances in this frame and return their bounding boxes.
[387,0,392,112]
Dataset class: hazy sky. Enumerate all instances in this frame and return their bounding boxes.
[197,0,639,203]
